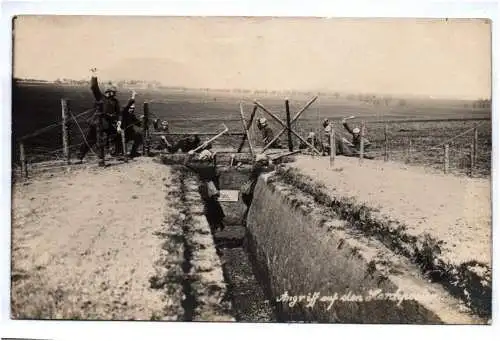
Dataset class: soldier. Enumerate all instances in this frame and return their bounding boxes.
[185,149,225,231]
[341,117,373,157]
[240,153,274,225]
[165,135,202,153]
[256,118,282,148]
[77,68,121,163]
[115,90,144,158]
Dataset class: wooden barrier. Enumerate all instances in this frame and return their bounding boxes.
[238,103,255,157]
[237,104,257,153]
[254,101,321,155]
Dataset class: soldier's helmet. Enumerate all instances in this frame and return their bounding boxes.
[198,149,213,161]
[104,84,117,96]
[257,118,268,128]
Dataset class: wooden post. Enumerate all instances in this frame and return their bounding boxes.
[96,103,105,167]
[143,102,150,156]
[384,123,389,162]
[444,144,449,174]
[406,138,412,164]
[19,142,27,178]
[473,127,478,165]
[61,99,70,165]
[359,120,365,161]
[237,104,257,153]
[121,131,128,163]
[238,103,255,156]
[469,143,474,177]
[285,99,293,152]
[329,125,335,168]
[254,101,321,155]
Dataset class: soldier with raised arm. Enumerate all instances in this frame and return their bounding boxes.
[115,90,144,158]
[77,68,121,163]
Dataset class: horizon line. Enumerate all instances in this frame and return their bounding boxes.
[12,77,492,102]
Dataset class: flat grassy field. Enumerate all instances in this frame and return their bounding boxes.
[12,82,491,176]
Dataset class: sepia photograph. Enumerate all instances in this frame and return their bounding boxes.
[8,15,492,325]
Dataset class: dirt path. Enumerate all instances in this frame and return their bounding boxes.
[11,158,181,320]
[291,155,491,268]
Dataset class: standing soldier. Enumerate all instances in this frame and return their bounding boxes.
[77,68,121,163]
[115,90,143,158]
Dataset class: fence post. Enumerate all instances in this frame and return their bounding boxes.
[384,124,389,162]
[19,142,27,178]
[285,99,293,152]
[406,138,412,164]
[96,103,105,167]
[359,120,365,162]
[143,101,150,156]
[473,127,478,165]
[61,98,71,165]
[469,143,474,177]
[329,124,335,168]
[444,144,449,174]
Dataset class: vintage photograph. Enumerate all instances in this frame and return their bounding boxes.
[10,16,492,323]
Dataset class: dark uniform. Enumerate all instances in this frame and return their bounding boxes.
[78,76,120,160]
[115,99,143,157]
[261,126,282,148]
[167,135,202,153]
[240,157,273,224]
[185,157,225,231]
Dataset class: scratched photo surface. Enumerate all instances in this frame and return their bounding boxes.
[10,16,492,323]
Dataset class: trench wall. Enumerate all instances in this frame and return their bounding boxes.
[245,172,485,324]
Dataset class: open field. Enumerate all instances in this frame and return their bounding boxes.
[12,82,491,176]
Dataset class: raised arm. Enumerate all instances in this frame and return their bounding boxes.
[117,90,136,131]
[89,67,103,101]
[342,119,354,135]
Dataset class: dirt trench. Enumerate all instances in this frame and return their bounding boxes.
[172,163,277,322]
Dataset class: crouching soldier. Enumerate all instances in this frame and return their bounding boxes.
[152,120,172,151]
[115,90,143,158]
[165,135,202,153]
[341,117,373,158]
[257,118,282,149]
[299,131,322,152]
[321,118,373,159]
[77,69,121,164]
[185,149,225,232]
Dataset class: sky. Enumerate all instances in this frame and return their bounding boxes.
[12,16,491,100]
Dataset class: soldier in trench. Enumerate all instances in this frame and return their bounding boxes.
[256,118,283,149]
[184,148,225,232]
[240,153,274,225]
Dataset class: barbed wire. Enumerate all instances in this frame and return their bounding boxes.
[18,108,96,142]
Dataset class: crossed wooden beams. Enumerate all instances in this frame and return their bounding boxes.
[238,95,322,156]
